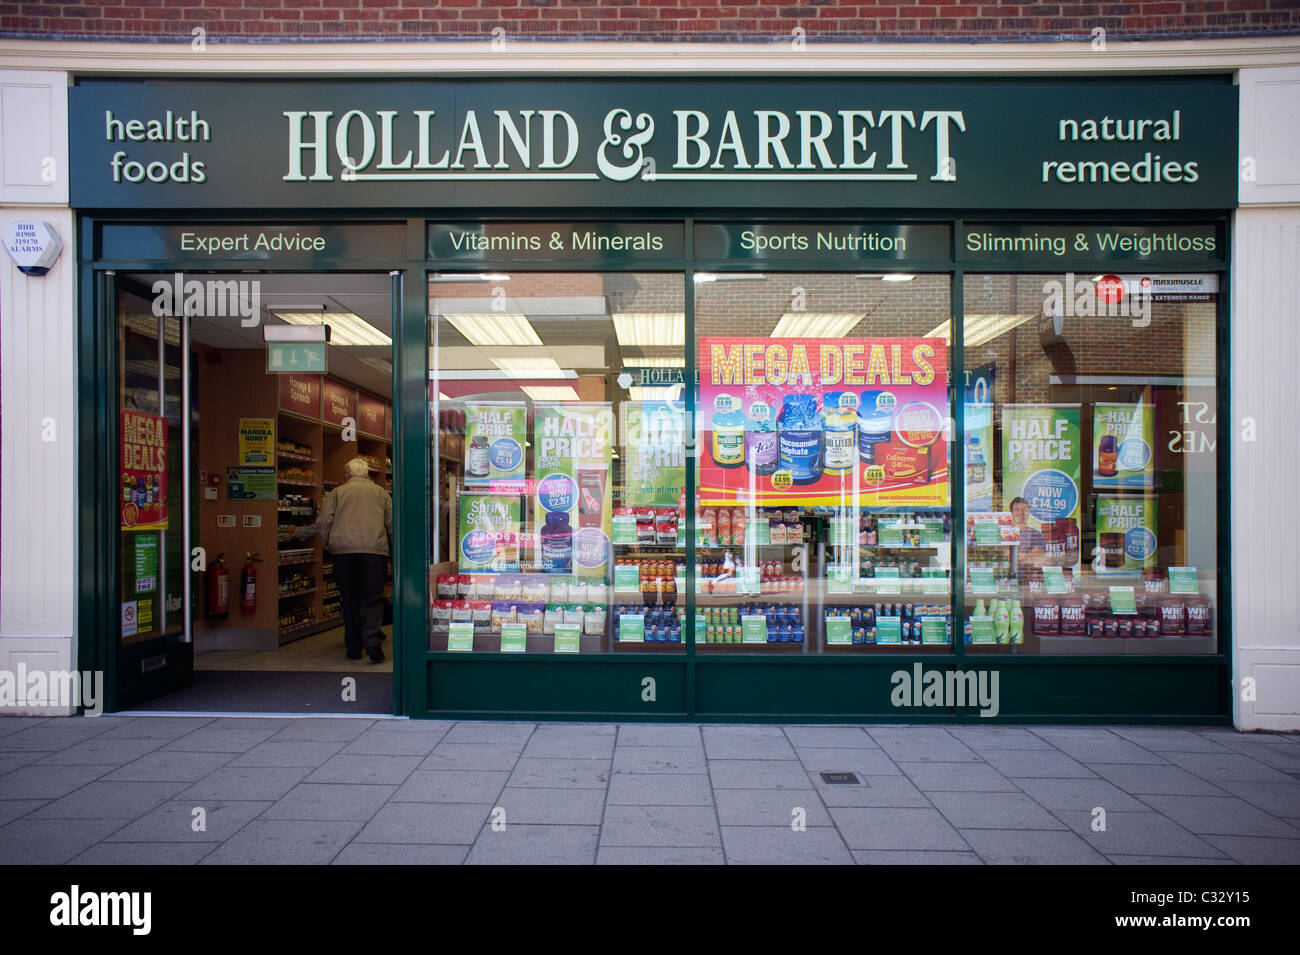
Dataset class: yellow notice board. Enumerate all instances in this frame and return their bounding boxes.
[238,417,275,465]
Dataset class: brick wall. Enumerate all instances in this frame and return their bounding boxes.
[2,0,1298,43]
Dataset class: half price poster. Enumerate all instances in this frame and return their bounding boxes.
[1092,401,1155,489]
[698,337,948,507]
[120,410,168,531]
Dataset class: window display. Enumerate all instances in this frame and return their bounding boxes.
[960,272,1218,654]
[429,271,686,652]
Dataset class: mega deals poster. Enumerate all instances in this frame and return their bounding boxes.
[1001,404,1081,567]
[698,337,948,507]
[120,411,168,531]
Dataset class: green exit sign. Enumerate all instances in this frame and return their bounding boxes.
[266,341,327,373]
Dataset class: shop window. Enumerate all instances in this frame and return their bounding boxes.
[960,273,1218,653]
[429,272,686,653]
[693,272,953,653]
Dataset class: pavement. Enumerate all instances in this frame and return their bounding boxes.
[1,716,1299,865]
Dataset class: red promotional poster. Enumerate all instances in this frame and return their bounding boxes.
[120,410,168,531]
[699,337,948,507]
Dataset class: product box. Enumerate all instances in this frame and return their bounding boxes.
[871,442,931,485]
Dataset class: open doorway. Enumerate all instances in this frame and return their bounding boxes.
[114,272,396,714]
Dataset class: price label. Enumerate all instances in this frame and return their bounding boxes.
[1168,567,1198,594]
[1109,586,1137,615]
[694,613,706,642]
[618,613,645,643]
[921,520,946,545]
[968,566,996,595]
[970,614,995,644]
[825,616,852,646]
[1042,566,1067,595]
[879,525,905,546]
[448,621,474,651]
[922,576,949,595]
[740,614,768,644]
[500,622,526,652]
[921,617,948,645]
[828,566,854,595]
[974,522,1002,546]
[750,518,771,545]
[554,623,581,653]
[875,566,901,594]
[830,518,857,546]
[876,615,902,644]
[737,565,761,594]
[612,514,638,544]
[614,563,640,593]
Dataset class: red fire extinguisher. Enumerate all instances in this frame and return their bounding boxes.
[206,553,230,621]
[240,552,262,615]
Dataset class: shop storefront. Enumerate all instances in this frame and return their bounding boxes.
[67,74,1236,721]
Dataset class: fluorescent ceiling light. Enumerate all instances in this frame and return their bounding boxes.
[264,324,328,343]
[430,273,511,282]
[881,274,915,282]
[612,312,684,349]
[694,273,767,283]
[442,313,542,347]
[491,356,565,379]
[770,312,862,338]
[924,314,1037,347]
[622,355,685,368]
[630,385,683,402]
[521,385,581,402]
[437,392,451,400]
[274,311,391,346]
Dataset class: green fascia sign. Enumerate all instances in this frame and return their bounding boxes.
[70,78,1237,210]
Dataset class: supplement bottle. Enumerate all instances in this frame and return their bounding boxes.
[857,390,894,465]
[711,394,746,469]
[821,391,859,476]
[777,394,824,484]
[540,510,573,573]
[744,401,778,475]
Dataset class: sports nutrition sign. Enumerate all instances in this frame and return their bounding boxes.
[69,78,1236,210]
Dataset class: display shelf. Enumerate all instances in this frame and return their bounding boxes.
[278,553,317,567]
[276,451,316,463]
[276,478,317,487]
[278,586,317,599]
[277,618,318,636]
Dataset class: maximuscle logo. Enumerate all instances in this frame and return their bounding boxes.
[0,665,103,716]
[890,664,1000,717]
[50,886,151,935]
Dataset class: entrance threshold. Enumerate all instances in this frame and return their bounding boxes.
[120,669,393,716]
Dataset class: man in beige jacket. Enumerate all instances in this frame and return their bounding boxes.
[296,456,393,662]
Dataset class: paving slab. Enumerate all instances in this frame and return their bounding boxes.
[873,737,985,763]
[1200,833,1300,864]
[703,726,797,759]
[390,770,510,804]
[710,759,819,790]
[418,743,526,772]
[467,824,599,865]
[0,751,54,775]
[0,799,44,827]
[27,780,188,820]
[715,788,831,826]
[1091,763,1228,796]
[353,802,492,844]
[227,740,347,769]
[71,842,218,865]
[91,717,215,740]
[104,799,273,843]
[928,791,1067,830]
[304,753,422,785]
[612,746,707,774]
[1108,728,1234,753]
[268,719,374,743]
[522,732,617,760]
[853,850,984,864]
[616,724,702,747]
[338,727,446,757]
[0,721,122,751]
[598,846,725,865]
[1158,750,1296,783]
[811,773,932,808]
[601,805,722,848]
[34,737,168,766]
[1046,738,1171,765]
[1211,779,1300,818]
[790,748,904,777]
[440,722,536,744]
[161,726,284,753]
[959,828,1109,865]
[102,749,236,783]
[946,727,1058,751]
[1135,794,1300,838]
[178,766,313,801]
[608,772,712,806]
[829,807,969,851]
[720,825,855,865]
[1053,809,1227,859]
[0,763,118,799]
[0,817,127,864]
[782,726,877,749]
[978,749,1097,779]
[508,757,611,789]
[900,761,1020,792]
[493,787,607,825]
[201,819,363,865]
[332,843,468,864]
[262,783,396,822]
[1013,776,1152,812]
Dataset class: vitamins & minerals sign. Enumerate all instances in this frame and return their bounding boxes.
[699,337,948,508]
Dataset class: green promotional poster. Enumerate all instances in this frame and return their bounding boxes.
[1095,495,1158,575]
[622,402,686,508]
[457,493,520,573]
[464,401,526,487]
[534,402,614,582]
[1002,404,1082,572]
[1093,402,1155,489]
